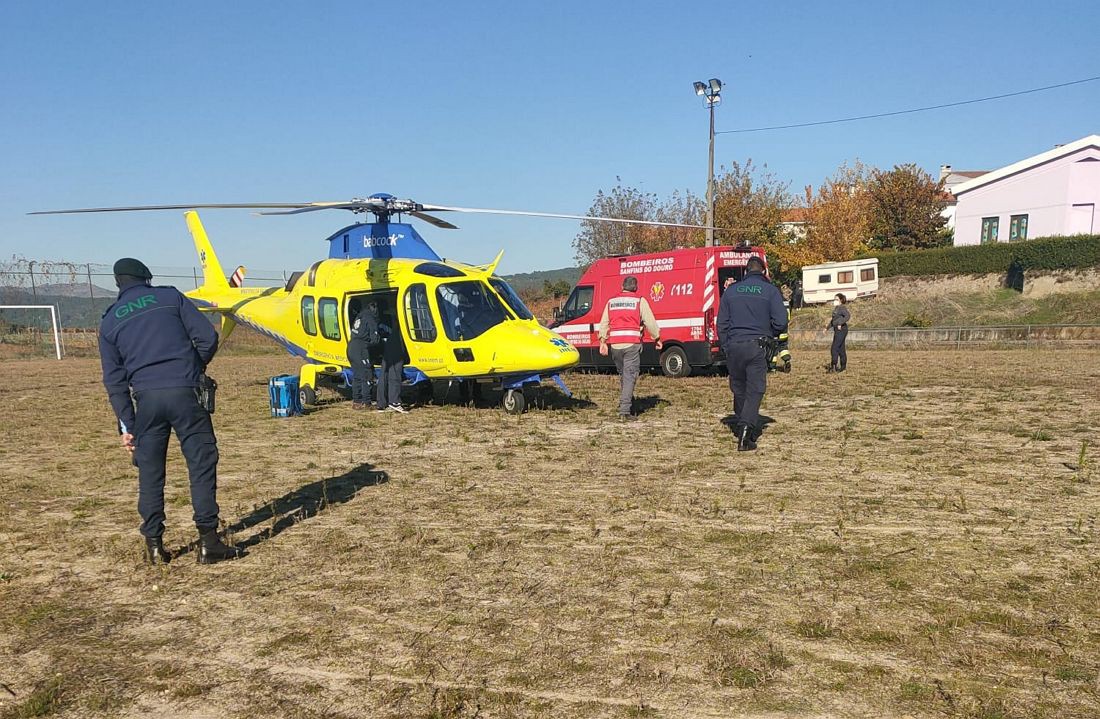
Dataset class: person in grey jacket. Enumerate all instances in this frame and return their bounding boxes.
[827,293,850,373]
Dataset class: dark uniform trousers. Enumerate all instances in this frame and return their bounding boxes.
[346,340,374,404]
[725,339,768,430]
[133,386,220,538]
[831,326,848,370]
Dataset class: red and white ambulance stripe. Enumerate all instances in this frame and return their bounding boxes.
[701,254,716,312]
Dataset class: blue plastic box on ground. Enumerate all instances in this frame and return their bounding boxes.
[269,375,303,417]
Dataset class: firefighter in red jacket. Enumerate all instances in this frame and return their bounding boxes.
[598,276,662,421]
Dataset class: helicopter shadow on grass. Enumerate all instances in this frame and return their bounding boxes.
[170,463,388,559]
[428,380,597,412]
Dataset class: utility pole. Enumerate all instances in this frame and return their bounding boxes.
[694,78,723,246]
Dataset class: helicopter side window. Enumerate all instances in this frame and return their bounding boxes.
[403,283,437,342]
[489,277,534,321]
[561,285,593,321]
[436,281,508,342]
[301,296,317,336]
[318,297,340,341]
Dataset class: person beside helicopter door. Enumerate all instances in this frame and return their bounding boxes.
[376,305,407,413]
[347,301,381,409]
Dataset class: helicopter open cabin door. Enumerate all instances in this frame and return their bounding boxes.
[401,282,448,374]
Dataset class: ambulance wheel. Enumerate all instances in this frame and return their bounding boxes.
[502,389,526,415]
[660,346,691,378]
[299,385,317,406]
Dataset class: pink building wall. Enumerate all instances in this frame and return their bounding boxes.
[954,144,1100,246]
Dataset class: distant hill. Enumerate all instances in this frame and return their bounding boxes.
[499,266,582,293]
[37,282,116,298]
[0,285,116,328]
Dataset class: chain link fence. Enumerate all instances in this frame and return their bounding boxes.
[0,259,292,331]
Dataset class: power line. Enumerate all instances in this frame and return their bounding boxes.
[716,75,1100,134]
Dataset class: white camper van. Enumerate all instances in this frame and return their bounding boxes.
[801,258,879,304]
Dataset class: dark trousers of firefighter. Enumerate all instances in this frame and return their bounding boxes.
[725,340,768,430]
[132,386,220,538]
[831,326,848,370]
[611,344,642,416]
[347,341,374,403]
[377,342,404,409]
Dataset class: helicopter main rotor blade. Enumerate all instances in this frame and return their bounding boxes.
[29,203,316,215]
[409,211,459,230]
[418,205,721,231]
[256,203,368,216]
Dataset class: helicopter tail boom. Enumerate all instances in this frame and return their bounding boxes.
[186,211,231,292]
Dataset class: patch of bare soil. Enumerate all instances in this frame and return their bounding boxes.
[1,350,1099,718]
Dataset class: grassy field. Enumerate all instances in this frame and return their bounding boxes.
[1,350,1098,718]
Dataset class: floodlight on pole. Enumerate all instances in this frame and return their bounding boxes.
[693,77,723,246]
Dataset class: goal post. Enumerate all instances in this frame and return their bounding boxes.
[0,305,63,359]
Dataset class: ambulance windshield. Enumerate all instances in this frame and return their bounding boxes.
[436,281,509,341]
[560,286,593,321]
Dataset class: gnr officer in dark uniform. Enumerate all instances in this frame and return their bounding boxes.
[98,258,243,565]
[716,256,789,451]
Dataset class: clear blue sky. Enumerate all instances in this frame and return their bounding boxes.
[2,0,1098,275]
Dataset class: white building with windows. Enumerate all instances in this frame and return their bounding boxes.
[952,134,1100,246]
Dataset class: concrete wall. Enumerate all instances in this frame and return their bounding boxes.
[954,146,1100,246]
[790,324,1100,348]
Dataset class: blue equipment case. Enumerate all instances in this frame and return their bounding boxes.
[269,375,303,417]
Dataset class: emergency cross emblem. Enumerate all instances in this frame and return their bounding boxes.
[650,281,665,302]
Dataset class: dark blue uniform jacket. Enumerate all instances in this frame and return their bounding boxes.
[98,282,218,432]
[716,271,789,345]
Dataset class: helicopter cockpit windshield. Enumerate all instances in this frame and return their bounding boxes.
[488,277,534,321]
[437,281,510,341]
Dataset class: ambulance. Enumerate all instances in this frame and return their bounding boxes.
[550,245,768,377]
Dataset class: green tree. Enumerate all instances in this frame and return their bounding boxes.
[711,159,794,247]
[572,180,658,265]
[804,160,873,263]
[866,164,949,251]
[572,180,704,265]
[542,279,571,299]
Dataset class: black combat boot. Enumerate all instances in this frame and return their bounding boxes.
[144,536,171,565]
[197,528,245,565]
[737,424,758,452]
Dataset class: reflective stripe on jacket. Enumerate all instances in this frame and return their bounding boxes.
[606,293,643,343]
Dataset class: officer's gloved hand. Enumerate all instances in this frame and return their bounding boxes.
[781,357,792,373]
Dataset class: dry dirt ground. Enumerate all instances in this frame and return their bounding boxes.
[1,350,1098,719]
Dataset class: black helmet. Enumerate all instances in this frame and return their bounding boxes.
[112,257,152,280]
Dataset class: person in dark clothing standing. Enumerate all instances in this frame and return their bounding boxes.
[376,304,407,413]
[790,279,804,310]
[827,293,850,373]
[98,258,243,565]
[346,300,381,409]
[716,256,789,451]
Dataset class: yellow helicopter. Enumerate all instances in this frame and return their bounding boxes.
[33,194,713,413]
